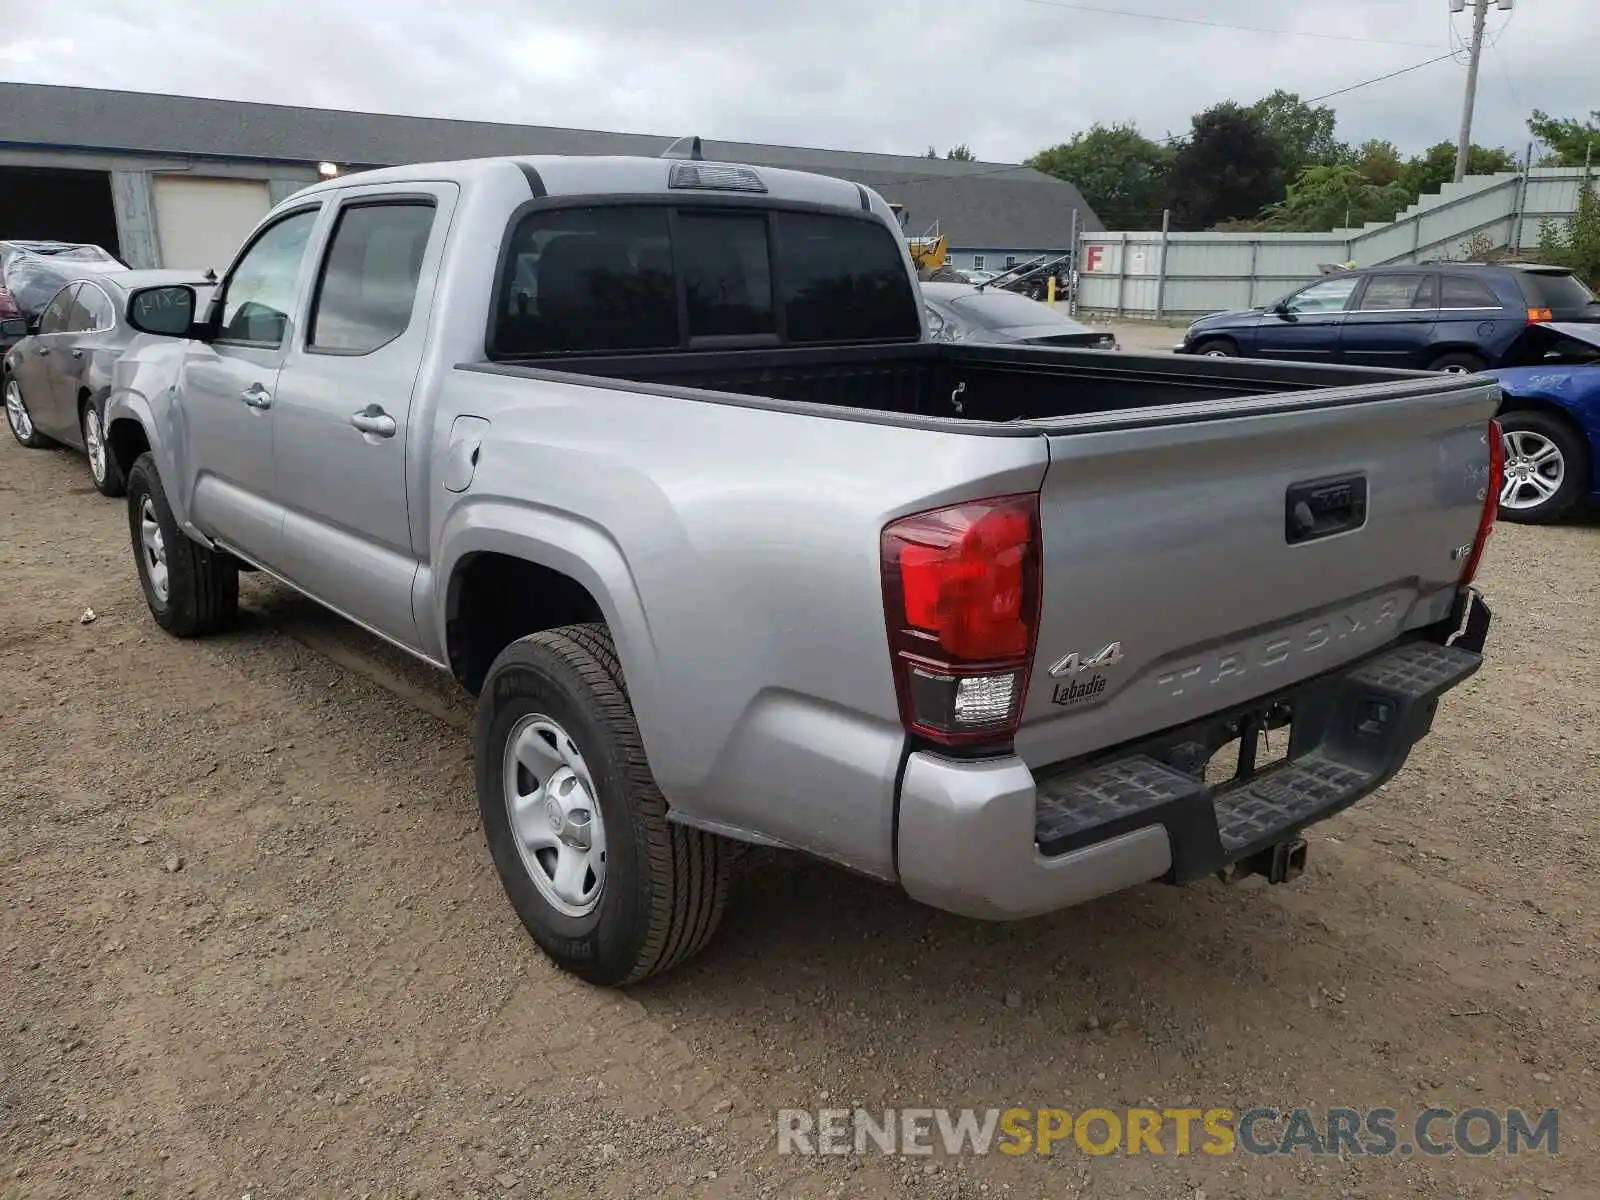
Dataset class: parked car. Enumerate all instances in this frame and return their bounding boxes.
[3,270,215,494]
[1485,320,1600,523]
[106,152,1495,987]
[1176,263,1599,372]
[0,241,126,352]
[922,281,1116,349]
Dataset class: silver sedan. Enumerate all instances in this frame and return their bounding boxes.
[4,270,214,496]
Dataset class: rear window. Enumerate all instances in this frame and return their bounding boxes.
[1518,269,1596,310]
[947,288,1075,329]
[491,204,918,357]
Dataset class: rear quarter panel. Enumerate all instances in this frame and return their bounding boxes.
[429,369,1049,878]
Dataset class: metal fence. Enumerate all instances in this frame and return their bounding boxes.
[1074,168,1595,320]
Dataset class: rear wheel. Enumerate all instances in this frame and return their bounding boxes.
[1192,339,1238,358]
[5,375,52,448]
[475,624,730,986]
[82,395,126,497]
[126,452,239,636]
[1497,410,1587,524]
[1427,350,1488,374]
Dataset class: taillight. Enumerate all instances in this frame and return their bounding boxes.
[1527,307,1554,324]
[881,494,1041,747]
[1459,418,1503,586]
[0,288,18,318]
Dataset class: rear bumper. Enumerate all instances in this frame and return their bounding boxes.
[896,594,1490,920]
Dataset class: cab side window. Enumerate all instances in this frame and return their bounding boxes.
[217,209,320,347]
[308,202,437,355]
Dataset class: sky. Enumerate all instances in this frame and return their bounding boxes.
[0,0,1591,166]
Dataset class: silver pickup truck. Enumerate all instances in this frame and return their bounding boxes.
[105,150,1500,986]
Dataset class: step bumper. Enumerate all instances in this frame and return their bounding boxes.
[897,601,1488,920]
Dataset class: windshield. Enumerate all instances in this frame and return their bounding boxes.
[947,289,1081,329]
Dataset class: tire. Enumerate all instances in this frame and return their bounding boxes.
[125,452,239,636]
[475,624,730,986]
[1427,350,1488,374]
[1192,338,1238,358]
[82,394,126,497]
[1497,410,1588,524]
[4,373,53,449]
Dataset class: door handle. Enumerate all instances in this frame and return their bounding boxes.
[71,348,84,359]
[350,405,397,438]
[240,383,273,410]
[35,346,49,356]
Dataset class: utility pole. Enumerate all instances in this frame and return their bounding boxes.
[1453,0,1489,183]
[1452,0,1513,183]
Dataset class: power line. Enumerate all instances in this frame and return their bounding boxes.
[871,51,1460,187]
[1010,0,1440,48]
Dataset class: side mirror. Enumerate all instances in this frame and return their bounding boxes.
[127,284,203,338]
[0,317,27,341]
[1269,299,1291,316]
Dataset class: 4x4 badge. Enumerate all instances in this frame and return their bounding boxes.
[1048,641,1124,679]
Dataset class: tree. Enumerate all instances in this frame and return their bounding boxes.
[945,144,976,162]
[1248,89,1346,181]
[1352,139,1405,188]
[1536,182,1600,289]
[1261,163,1410,232]
[1026,122,1174,229]
[924,146,938,159]
[1529,109,1600,167]
[1164,103,1284,230]
[1399,141,1518,200]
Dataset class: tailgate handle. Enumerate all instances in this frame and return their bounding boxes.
[1286,474,1367,544]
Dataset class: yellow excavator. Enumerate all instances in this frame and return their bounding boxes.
[888,203,960,281]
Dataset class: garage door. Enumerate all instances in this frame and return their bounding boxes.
[152,177,273,274]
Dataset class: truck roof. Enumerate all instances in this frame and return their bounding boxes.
[290,154,887,218]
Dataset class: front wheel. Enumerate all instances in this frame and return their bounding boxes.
[475,624,730,986]
[1192,339,1238,358]
[1497,411,1588,524]
[126,452,239,636]
[5,374,52,448]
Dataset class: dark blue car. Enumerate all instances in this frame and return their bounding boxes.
[1176,263,1599,374]
[1486,321,1600,523]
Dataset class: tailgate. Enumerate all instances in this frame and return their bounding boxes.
[1015,375,1499,768]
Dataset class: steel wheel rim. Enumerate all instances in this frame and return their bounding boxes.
[5,380,31,441]
[503,713,607,918]
[1499,429,1564,510]
[85,408,106,482]
[139,495,170,602]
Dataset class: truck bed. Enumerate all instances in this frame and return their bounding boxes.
[478,342,1423,426]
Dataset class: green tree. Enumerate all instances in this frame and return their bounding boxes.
[1261,163,1410,232]
[1399,142,1519,200]
[1248,89,1346,181]
[1529,109,1600,167]
[1164,103,1285,230]
[1026,122,1174,229]
[1536,182,1600,288]
[924,145,938,159]
[1352,139,1405,188]
[945,144,976,162]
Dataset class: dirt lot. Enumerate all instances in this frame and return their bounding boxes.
[2,431,1597,1200]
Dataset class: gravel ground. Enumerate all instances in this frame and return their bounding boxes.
[1,428,1597,1199]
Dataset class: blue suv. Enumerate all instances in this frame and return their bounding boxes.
[1176,263,1599,373]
